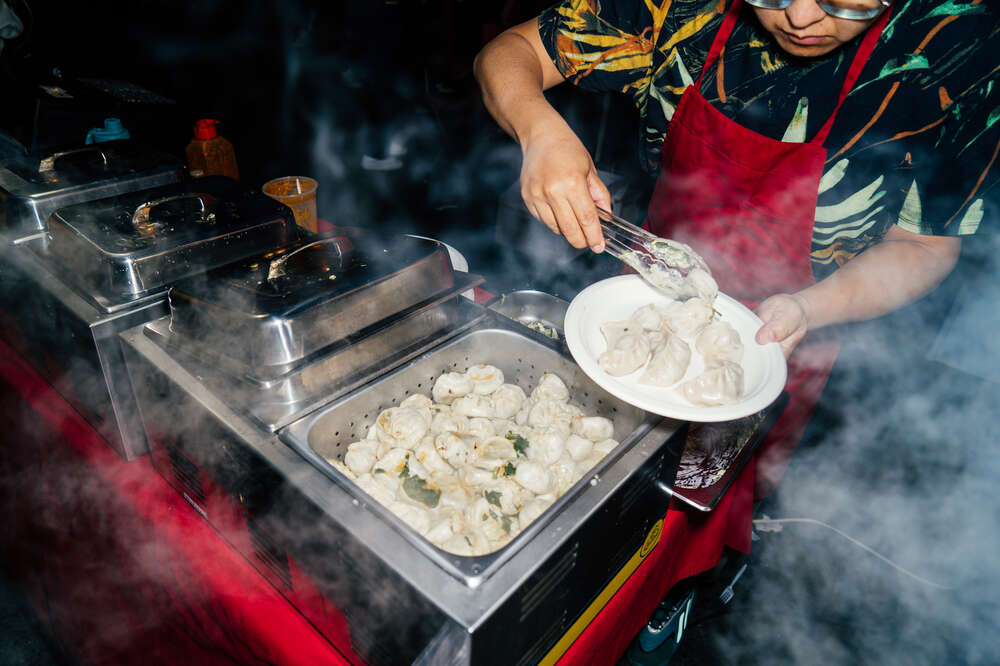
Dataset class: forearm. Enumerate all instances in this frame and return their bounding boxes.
[795,227,961,330]
[473,24,568,149]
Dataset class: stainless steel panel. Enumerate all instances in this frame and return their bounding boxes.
[120,311,685,665]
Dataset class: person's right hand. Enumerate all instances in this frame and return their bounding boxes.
[518,119,611,252]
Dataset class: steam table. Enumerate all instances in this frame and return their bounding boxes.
[0,333,754,665]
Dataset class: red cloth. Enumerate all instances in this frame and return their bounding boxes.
[558,469,754,665]
[0,340,355,666]
[0,337,752,665]
[647,0,891,498]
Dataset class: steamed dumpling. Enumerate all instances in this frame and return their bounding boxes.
[687,267,718,303]
[571,416,614,442]
[681,360,744,406]
[432,372,473,404]
[530,373,570,403]
[514,460,552,495]
[518,498,552,527]
[630,304,667,331]
[463,417,495,441]
[399,393,433,410]
[343,439,378,476]
[598,332,651,376]
[639,333,691,387]
[451,394,494,418]
[467,364,505,395]
[374,407,430,448]
[696,320,743,364]
[491,383,526,419]
[600,320,639,350]
[527,399,573,432]
[530,426,567,465]
[661,298,714,338]
[435,432,476,468]
[643,329,668,352]
[430,410,467,435]
[564,434,594,461]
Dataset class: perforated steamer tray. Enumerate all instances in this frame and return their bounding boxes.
[279,323,660,586]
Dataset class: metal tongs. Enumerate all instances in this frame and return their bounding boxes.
[595,205,717,301]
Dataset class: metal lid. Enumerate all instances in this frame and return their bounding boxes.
[37,175,301,306]
[0,140,185,235]
[0,140,180,187]
[167,229,464,376]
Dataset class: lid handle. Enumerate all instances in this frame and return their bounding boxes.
[266,236,353,281]
[38,146,112,174]
[132,193,213,234]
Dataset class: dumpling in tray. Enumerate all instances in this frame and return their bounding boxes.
[680,360,744,406]
[639,333,691,387]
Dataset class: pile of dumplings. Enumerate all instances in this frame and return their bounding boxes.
[326,366,619,556]
[598,298,745,406]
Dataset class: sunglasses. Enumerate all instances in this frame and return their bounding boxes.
[744,0,891,20]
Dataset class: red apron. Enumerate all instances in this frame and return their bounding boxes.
[647,0,891,496]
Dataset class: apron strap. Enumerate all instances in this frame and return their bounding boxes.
[696,0,743,89]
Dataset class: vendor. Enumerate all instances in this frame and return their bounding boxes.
[474,0,999,493]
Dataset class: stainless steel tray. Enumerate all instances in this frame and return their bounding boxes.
[39,176,299,302]
[486,289,569,340]
[279,322,660,586]
[166,231,460,375]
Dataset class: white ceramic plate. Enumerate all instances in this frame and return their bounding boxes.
[565,275,787,422]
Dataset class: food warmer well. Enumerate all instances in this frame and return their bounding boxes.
[119,229,688,665]
[0,176,301,459]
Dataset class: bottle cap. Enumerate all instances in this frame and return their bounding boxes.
[193,118,219,140]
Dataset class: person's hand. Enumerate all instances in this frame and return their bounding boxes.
[519,119,611,251]
[754,293,809,358]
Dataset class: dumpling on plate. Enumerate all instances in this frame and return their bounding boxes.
[639,333,691,387]
[696,320,743,364]
[600,320,639,351]
[680,360,744,406]
[661,298,714,338]
[629,304,668,331]
[598,332,651,377]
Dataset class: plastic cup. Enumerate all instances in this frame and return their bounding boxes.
[262,176,319,232]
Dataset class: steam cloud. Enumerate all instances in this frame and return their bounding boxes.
[3,2,997,664]
[688,234,1000,664]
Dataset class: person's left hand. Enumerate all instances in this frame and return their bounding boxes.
[754,293,809,359]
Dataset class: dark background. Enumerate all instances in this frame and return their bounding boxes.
[0,0,649,297]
